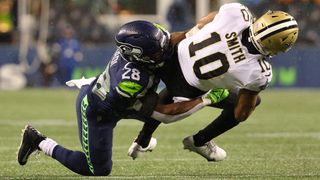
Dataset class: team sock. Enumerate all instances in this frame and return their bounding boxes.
[193,109,239,146]
[192,94,261,146]
[38,138,58,156]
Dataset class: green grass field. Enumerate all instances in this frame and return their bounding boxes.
[0,89,320,179]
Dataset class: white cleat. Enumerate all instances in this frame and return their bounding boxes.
[182,136,226,161]
[128,137,157,160]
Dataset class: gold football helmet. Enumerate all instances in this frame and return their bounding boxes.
[249,10,299,56]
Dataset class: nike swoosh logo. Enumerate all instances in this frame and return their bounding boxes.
[21,148,32,163]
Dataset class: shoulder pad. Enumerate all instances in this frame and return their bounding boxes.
[219,3,253,23]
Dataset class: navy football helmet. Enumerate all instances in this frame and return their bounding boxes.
[115,20,172,69]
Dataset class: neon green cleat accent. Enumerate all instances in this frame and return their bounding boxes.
[207,88,229,104]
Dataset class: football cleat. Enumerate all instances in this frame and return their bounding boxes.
[17,125,46,165]
[182,136,226,161]
[128,137,157,160]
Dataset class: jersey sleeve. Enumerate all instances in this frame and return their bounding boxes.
[245,60,273,92]
[217,3,254,25]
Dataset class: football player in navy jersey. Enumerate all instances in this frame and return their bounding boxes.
[17,21,228,176]
[130,4,299,161]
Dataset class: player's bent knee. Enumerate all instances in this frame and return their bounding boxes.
[93,167,112,176]
[92,162,112,176]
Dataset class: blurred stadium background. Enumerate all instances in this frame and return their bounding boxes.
[0,0,319,89]
[1,0,320,179]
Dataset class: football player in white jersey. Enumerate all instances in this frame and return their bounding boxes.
[129,3,298,161]
[17,21,230,176]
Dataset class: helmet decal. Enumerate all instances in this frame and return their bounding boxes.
[117,42,143,58]
[115,20,171,69]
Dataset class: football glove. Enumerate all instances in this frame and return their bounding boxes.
[201,88,229,105]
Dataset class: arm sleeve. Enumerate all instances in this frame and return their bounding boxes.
[150,102,206,124]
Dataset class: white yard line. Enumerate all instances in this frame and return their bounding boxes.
[246,132,320,139]
[2,174,320,179]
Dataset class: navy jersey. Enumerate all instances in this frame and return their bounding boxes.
[89,50,159,116]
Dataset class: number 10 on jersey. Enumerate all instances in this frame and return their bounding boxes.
[189,32,230,80]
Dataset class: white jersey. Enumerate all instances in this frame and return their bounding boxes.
[177,3,272,93]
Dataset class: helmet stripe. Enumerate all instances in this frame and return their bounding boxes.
[255,20,298,40]
[260,25,298,41]
[256,18,292,34]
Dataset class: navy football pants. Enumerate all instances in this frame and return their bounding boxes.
[52,85,116,176]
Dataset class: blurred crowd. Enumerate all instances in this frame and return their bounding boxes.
[0,0,17,43]
[1,0,320,46]
[48,0,113,44]
[0,0,157,45]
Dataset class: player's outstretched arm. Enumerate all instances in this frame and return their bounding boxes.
[151,88,229,124]
[151,98,205,124]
